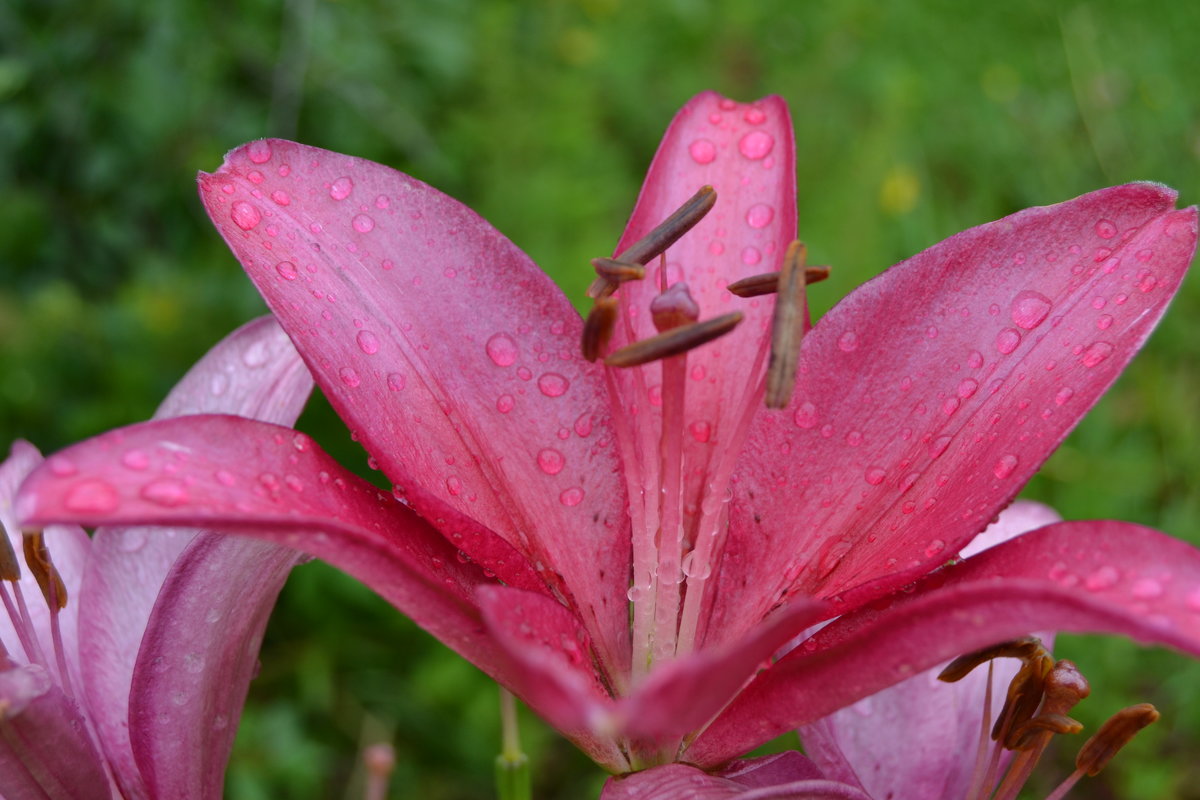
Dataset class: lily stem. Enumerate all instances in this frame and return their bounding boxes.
[495,687,531,800]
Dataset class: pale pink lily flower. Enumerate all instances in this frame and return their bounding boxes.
[15,92,1200,783]
[1,318,311,799]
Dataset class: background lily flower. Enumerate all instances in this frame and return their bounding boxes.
[14,91,1200,783]
[1,318,312,799]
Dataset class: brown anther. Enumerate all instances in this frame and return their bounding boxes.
[605,311,743,367]
[765,240,808,409]
[22,531,67,610]
[592,257,646,285]
[582,297,618,362]
[1009,712,1085,750]
[587,186,717,298]
[938,636,1049,683]
[1039,660,1090,716]
[0,524,21,582]
[1075,703,1159,776]
[727,265,832,298]
[994,652,1055,747]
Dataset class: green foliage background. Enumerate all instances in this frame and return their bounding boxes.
[2,1,1198,797]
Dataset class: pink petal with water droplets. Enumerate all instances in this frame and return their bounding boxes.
[0,665,113,799]
[605,93,797,628]
[17,416,528,696]
[75,316,313,799]
[618,598,826,743]
[600,755,869,800]
[198,141,630,676]
[712,185,1198,647]
[476,586,624,770]
[689,519,1200,764]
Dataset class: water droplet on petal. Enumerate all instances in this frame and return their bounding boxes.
[738,130,775,160]
[231,201,262,231]
[865,466,886,485]
[537,448,565,475]
[485,333,518,367]
[339,367,361,387]
[275,261,298,280]
[924,539,946,558]
[559,487,584,506]
[446,476,463,496]
[957,378,979,399]
[1131,578,1164,599]
[743,107,766,125]
[1094,219,1118,239]
[329,176,354,200]
[121,450,150,471]
[741,246,762,265]
[386,372,406,391]
[140,478,189,508]
[794,402,818,429]
[1085,565,1120,590]
[992,454,1019,479]
[65,479,119,513]
[1081,341,1113,367]
[995,328,1021,354]
[688,138,717,164]
[356,330,380,355]
[1010,290,1052,330]
[745,203,775,229]
[1054,387,1074,405]
[537,373,569,397]
[681,551,713,579]
[246,140,273,164]
[837,331,859,352]
[967,350,985,369]
[352,214,375,233]
[270,190,290,206]
[496,394,514,413]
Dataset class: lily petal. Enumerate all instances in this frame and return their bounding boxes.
[17,415,520,689]
[714,185,1198,646]
[0,665,112,800]
[600,754,870,800]
[76,316,313,799]
[198,141,631,675]
[691,519,1200,764]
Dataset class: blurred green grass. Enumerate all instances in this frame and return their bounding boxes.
[2,1,1198,797]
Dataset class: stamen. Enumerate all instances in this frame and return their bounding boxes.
[726,264,831,297]
[592,257,646,284]
[0,526,20,582]
[1074,703,1159,776]
[993,653,1054,747]
[587,186,716,298]
[939,636,1048,682]
[765,241,808,409]
[1008,712,1084,749]
[581,298,618,362]
[22,531,66,611]
[604,312,743,367]
[363,743,395,800]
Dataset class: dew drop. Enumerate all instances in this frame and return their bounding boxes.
[559,487,584,507]
[929,435,952,457]
[967,350,984,369]
[743,107,766,125]
[992,453,1019,479]
[140,478,189,508]
[1085,565,1120,591]
[681,551,713,580]
[485,333,518,367]
[352,214,375,233]
[745,203,775,229]
[446,476,463,496]
[1081,341,1113,367]
[275,261,298,280]
[496,394,515,413]
[865,466,886,486]
[1054,387,1074,406]
[121,450,151,471]
[1131,577,1164,599]
[118,529,147,553]
[738,130,775,160]
[689,420,712,443]
[329,176,354,200]
[844,430,863,447]
[793,401,818,429]
[269,190,291,206]
[48,456,77,477]
[534,448,567,476]
[339,367,361,387]
[246,140,273,163]
[957,378,979,399]
[924,539,946,558]
[994,328,1021,354]
[386,372,406,391]
[837,331,859,352]
[1010,290,1052,330]
[230,201,261,231]
[1094,219,1118,239]
[537,373,569,397]
[688,138,717,164]
[65,480,119,513]
[356,330,380,355]
[1096,314,1113,330]
[574,413,593,437]
[741,246,762,265]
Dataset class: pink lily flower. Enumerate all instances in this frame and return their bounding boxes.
[15,91,1200,784]
[2,318,312,799]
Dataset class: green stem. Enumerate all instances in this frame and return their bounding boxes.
[495,688,531,800]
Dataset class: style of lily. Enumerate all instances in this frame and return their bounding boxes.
[2,318,312,799]
[15,91,1200,792]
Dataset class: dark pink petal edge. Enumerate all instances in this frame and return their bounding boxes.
[689,519,1200,765]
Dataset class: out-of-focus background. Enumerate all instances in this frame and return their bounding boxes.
[2,1,1198,797]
